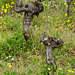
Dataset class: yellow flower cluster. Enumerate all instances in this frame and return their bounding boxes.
[0,22,7,29]
[67,24,74,27]
[8,63,12,68]
[68,24,71,27]
[67,70,74,73]
[6,4,11,9]
[68,16,72,19]
[70,16,72,18]
[1,2,14,14]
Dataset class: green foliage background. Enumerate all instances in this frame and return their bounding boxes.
[0,0,75,75]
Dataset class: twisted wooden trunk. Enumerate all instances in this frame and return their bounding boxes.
[14,0,44,41]
[40,33,64,65]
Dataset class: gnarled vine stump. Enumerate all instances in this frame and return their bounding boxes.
[40,33,64,65]
[14,0,44,41]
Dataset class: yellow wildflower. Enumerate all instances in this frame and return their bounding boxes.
[65,13,67,16]
[36,28,39,30]
[45,4,47,7]
[0,16,2,18]
[11,2,15,4]
[68,24,71,27]
[55,28,58,30]
[71,71,74,73]
[43,16,45,18]
[2,5,4,8]
[0,27,2,29]
[60,21,62,22]
[66,74,70,75]
[68,18,70,19]
[6,4,8,7]
[0,62,1,64]
[67,70,72,72]
[4,22,6,24]
[66,5,68,7]
[9,64,12,67]
[0,23,2,24]
[11,6,13,8]
[6,6,9,9]
[3,14,5,16]
[7,3,11,8]
[2,8,4,10]
[57,17,59,19]
[72,25,74,27]
[62,24,63,25]
[4,9,7,13]
[67,20,70,22]
[6,4,8,8]
[59,68,62,70]
[64,3,66,5]
[2,5,4,10]
[70,16,72,18]
[74,3,75,5]
[8,63,11,65]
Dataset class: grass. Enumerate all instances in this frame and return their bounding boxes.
[0,0,75,75]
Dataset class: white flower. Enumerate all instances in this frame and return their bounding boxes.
[22,15,23,17]
[19,58,20,60]
[41,42,43,44]
[48,68,51,70]
[30,56,31,57]
[44,65,47,67]
[48,43,50,45]
[44,37,48,41]
[49,1,51,3]
[6,57,8,59]
[9,55,11,57]
[35,25,37,27]
[48,16,50,18]
[11,58,14,60]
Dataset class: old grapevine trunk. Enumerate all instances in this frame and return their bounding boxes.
[14,0,44,41]
[40,33,64,65]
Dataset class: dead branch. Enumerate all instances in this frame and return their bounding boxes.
[44,0,53,33]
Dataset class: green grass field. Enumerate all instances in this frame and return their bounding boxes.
[0,0,75,75]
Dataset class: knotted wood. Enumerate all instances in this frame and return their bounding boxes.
[14,0,44,41]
